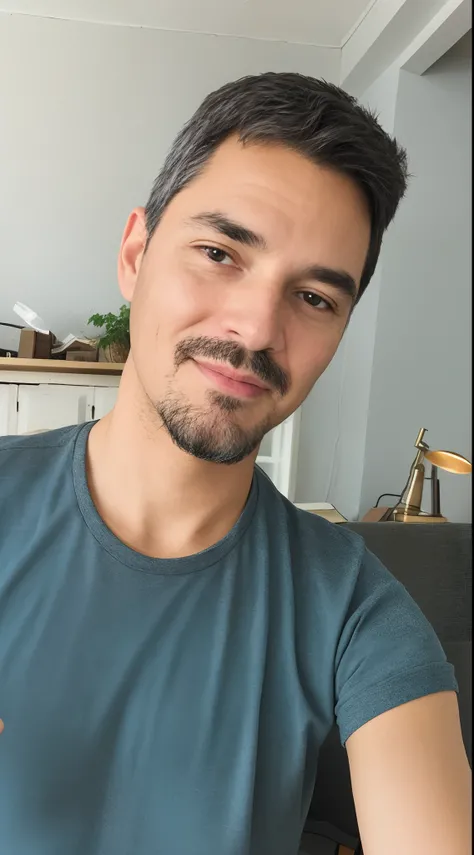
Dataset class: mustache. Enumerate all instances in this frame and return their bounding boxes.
[174,337,290,397]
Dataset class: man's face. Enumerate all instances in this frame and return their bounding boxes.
[119,136,371,464]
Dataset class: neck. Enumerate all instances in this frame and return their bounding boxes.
[86,361,256,558]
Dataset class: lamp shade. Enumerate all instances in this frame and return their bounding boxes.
[424,449,472,475]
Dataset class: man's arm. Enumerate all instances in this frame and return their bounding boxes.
[346,691,471,854]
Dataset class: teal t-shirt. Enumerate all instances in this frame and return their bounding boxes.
[0,423,457,855]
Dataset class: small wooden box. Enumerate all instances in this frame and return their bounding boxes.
[18,329,53,359]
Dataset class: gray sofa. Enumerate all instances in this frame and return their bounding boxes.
[300,522,472,854]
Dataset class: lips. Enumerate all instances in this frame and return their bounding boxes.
[193,360,270,399]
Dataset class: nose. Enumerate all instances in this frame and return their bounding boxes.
[220,281,286,354]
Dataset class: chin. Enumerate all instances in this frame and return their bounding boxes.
[156,390,273,465]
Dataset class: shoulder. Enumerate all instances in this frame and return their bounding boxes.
[255,465,369,591]
[255,465,364,556]
[0,424,85,489]
[0,424,82,457]
[254,467,412,634]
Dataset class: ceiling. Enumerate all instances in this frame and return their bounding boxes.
[1,0,376,47]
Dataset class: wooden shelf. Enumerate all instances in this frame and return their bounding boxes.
[0,357,124,375]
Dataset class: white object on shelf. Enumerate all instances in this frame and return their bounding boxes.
[13,302,49,335]
[0,366,300,499]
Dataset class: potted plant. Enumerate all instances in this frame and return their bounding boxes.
[87,304,130,363]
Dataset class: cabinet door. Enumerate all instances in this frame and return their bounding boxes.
[17,384,94,434]
[92,386,119,420]
[0,384,18,435]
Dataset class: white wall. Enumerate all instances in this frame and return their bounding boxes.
[0,12,339,339]
[359,37,472,522]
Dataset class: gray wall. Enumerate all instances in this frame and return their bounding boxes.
[0,12,339,339]
[296,42,472,524]
[295,65,401,515]
[359,40,472,522]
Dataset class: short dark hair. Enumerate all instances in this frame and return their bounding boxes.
[145,72,408,299]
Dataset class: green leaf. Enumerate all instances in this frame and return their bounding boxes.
[86,304,130,350]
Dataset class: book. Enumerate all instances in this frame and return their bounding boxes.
[294,502,347,524]
[51,334,96,355]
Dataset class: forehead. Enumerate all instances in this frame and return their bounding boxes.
[164,136,371,279]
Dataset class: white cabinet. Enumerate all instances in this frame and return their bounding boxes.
[17,384,94,434]
[0,384,18,435]
[0,365,299,499]
[0,367,120,440]
[92,386,119,420]
[257,413,300,500]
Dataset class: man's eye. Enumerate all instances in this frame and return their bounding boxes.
[201,246,234,265]
[299,292,332,311]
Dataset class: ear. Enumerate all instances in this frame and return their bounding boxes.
[117,207,147,302]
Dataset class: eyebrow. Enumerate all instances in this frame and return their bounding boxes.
[296,265,358,303]
[188,212,267,250]
[188,211,358,302]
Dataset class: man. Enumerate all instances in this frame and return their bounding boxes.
[0,73,470,854]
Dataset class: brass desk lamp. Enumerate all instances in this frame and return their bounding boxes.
[391,428,471,523]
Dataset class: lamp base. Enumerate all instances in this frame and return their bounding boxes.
[391,510,448,523]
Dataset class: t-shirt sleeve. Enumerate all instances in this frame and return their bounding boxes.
[334,547,458,746]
